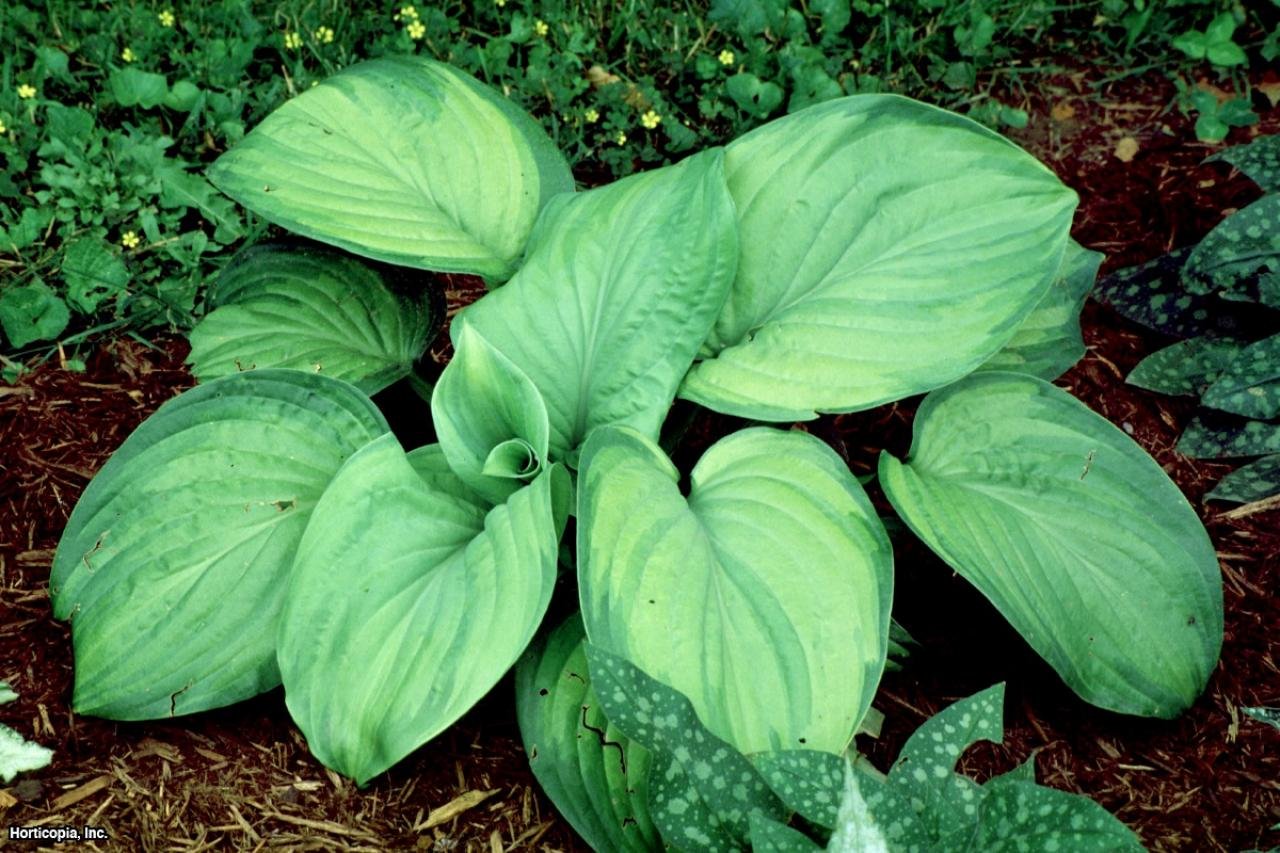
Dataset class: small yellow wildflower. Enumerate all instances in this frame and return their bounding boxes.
[158,10,175,27]
[121,47,136,63]
[495,0,506,6]
[393,4,418,20]
[615,131,627,146]
[0,118,7,134]
[533,19,549,37]
[121,231,140,249]
[641,109,661,130]
[314,25,335,44]
[584,107,599,124]
[718,49,735,66]
[284,31,303,50]
[16,84,36,99]
[407,20,426,39]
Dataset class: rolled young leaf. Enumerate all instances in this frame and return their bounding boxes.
[207,56,574,282]
[431,320,552,504]
[879,373,1223,717]
[976,240,1102,381]
[50,371,389,719]
[452,148,738,463]
[188,241,440,394]
[680,94,1078,420]
[279,434,568,784]
[578,426,893,755]
[514,615,660,852]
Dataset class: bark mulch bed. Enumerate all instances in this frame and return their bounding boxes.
[1,70,1278,852]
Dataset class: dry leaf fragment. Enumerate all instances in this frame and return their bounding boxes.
[1114,136,1140,163]
[422,788,500,829]
[585,65,620,87]
[1050,101,1076,122]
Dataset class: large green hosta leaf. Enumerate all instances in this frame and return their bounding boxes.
[50,371,388,719]
[977,240,1102,381]
[514,616,660,852]
[207,57,574,282]
[680,94,1077,420]
[278,434,567,784]
[188,242,440,394]
[452,148,737,463]
[879,373,1222,717]
[578,426,892,755]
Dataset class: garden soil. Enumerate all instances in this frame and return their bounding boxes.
[2,70,1278,852]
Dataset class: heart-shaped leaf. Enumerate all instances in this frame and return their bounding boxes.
[578,426,892,754]
[453,148,737,462]
[51,371,389,719]
[680,95,1077,420]
[208,56,574,282]
[278,434,567,784]
[880,373,1222,717]
[188,241,440,393]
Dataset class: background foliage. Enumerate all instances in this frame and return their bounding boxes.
[1,0,1275,374]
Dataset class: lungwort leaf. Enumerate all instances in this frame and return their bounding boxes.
[188,241,440,394]
[514,616,660,852]
[208,56,574,282]
[879,373,1222,717]
[1207,134,1280,192]
[451,148,737,462]
[680,94,1077,420]
[578,426,892,755]
[51,371,388,719]
[977,240,1102,381]
[1184,195,1280,300]
[1206,454,1280,503]
[1202,332,1280,419]
[1127,335,1242,397]
[279,434,567,784]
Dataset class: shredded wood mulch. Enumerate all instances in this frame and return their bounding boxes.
[2,71,1278,852]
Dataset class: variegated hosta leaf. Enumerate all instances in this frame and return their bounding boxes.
[679,94,1077,420]
[431,321,551,504]
[1207,134,1280,192]
[452,148,737,462]
[1201,333,1280,419]
[880,373,1222,718]
[51,371,389,719]
[208,56,574,282]
[188,241,440,394]
[1127,335,1242,397]
[578,426,893,755]
[1178,413,1280,458]
[279,434,567,784]
[1184,194,1280,300]
[514,615,660,853]
[977,239,1102,381]
[1206,454,1280,503]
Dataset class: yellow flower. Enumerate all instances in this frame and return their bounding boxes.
[121,231,140,249]
[284,31,303,50]
[615,131,627,146]
[158,10,175,27]
[121,47,136,63]
[0,118,7,134]
[641,109,661,130]
[407,20,426,39]
[16,84,36,99]
[314,25,335,44]
[495,0,506,6]
[718,49,735,66]
[401,4,419,18]
[584,108,599,124]
[534,19,549,37]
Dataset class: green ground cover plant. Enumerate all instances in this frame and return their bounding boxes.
[3,0,1275,370]
[49,54,1224,848]
[1097,133,1280,503]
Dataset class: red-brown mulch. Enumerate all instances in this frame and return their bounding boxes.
[1,69,1278,852]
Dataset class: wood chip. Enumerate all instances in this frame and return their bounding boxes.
[0,789,18,811]
[1114,136,1139,163]
[421,788,500,830]
[51,774,112,810]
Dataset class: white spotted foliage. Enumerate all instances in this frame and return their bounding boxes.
[753,750,846,828]
[585,643,788,850]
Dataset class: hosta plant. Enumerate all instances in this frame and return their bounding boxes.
[1097,133,1280,502]
[53,55,1221,845]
